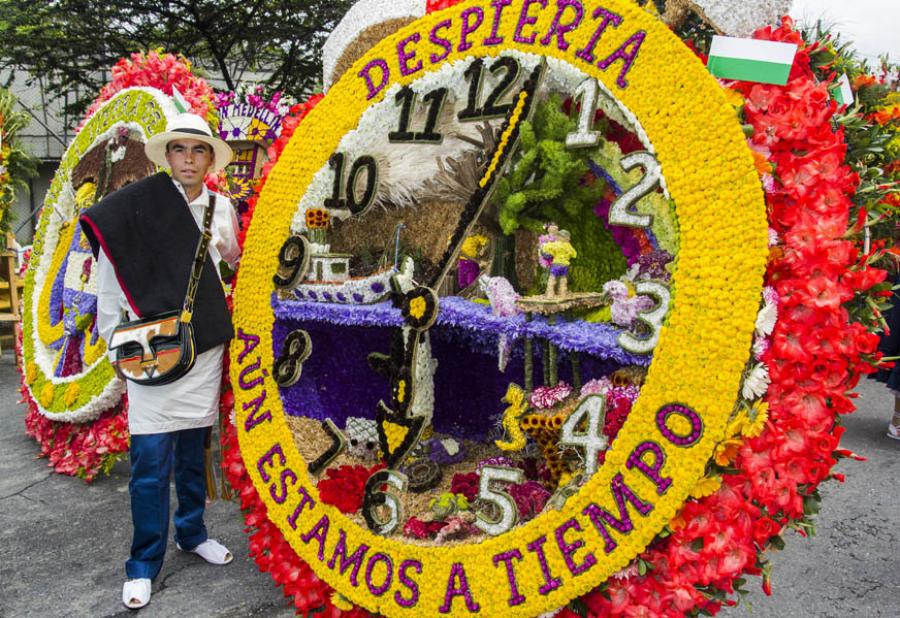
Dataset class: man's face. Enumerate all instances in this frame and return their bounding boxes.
[164,138,214,189]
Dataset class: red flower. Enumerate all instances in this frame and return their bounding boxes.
[316,463,384,514]
[508,481,551,520]
[753,517,781,545]
[402,516,447,540]
[450,471,480,501]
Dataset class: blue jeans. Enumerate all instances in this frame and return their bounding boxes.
[126,427,208,579]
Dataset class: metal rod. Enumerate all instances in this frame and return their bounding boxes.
[542,338,550,387]
[548,315,558,386]
[523,312,533,393]
[571,352,581,391]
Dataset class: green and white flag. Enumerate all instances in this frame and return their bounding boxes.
[171,86,190,113]
[830,73,854,106]
[707,35,797,85]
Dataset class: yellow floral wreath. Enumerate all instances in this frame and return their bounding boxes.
[231,0,768,615]
[21,89,170,418]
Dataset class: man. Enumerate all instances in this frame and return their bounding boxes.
[80,112,240,610]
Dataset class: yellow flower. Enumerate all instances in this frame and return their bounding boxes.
[40,382,55,408]
[742,400,769,438]
[382,420,406,454]
[396,378,406,403]
[689,475,722,499]
[714,438,743,467]
[408,296,426,320]
[64,382,80,407]
[74,182,97,210]
[25,362,37,385]
[721,87,745,109]
[667,412,694,437]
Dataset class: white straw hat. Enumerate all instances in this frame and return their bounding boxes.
[144,113,233,172]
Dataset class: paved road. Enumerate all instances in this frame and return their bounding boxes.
[1,352,898,617]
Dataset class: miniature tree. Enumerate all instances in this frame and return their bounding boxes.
[492,94,627,293]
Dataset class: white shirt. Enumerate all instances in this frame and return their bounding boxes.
[95,179,240,435]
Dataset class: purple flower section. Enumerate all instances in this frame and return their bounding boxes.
[272,296,646,442]
[457,258,480,289]
[272,295,648,366]
[273,320,390,429]
[589,160,652,267]
[49,268,66,330]
[426,438,468,465]
[593,197,643,267]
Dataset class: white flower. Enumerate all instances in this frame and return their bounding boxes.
[752,334,770,360]
[755,297,778,336]
[742,363,770,400]
[690,1,791,37]
[322,0,426,89]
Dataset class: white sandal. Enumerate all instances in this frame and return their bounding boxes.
[176,538,233,565]
[122,578,151,610]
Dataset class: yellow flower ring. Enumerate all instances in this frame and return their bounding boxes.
[231,1,767,615]
[21,88,177,422]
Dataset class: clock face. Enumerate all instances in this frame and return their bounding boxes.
[232,1,768,615]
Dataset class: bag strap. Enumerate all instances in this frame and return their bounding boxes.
[180,194,216,324]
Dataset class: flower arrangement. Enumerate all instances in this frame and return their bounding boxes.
[572,18,890,615]
[80,50,217,131]
[318,463,386,513]
[306,208,332,229]
[227,0,766,614]
[0,88,38,246]
[220,3,892,617]
[215,85,294,120]
[18,55,216,480]
[305,208,331,245]
[802,24,899,247]
[206,87,291,208]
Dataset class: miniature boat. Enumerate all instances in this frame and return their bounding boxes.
[291,256,414,304]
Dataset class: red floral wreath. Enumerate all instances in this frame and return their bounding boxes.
[221,20,888,617]
[80,50,216,129]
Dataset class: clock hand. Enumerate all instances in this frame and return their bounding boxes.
[426,59,546,291]
[368,60,545,468]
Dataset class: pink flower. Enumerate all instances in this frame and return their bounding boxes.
[529,382,573,409]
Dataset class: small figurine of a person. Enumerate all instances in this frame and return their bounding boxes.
[537,222,559,271]
[542,229,576,298]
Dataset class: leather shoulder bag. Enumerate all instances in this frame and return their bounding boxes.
[108,195,216,386]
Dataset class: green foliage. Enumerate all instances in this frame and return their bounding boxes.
[492,94,627,292]
[0,87,38,239]
[0,0,352,116]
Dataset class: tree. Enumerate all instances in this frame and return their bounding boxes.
[0,0,352,115]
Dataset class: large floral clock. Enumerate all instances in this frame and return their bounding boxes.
[231,0,769,615]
